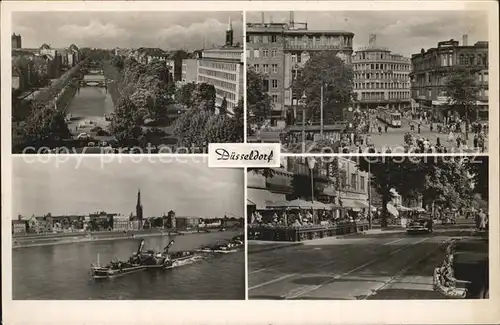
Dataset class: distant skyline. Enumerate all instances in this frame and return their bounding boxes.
[247,11,489,57]
[13,11,243,51]
[12,158,244,219]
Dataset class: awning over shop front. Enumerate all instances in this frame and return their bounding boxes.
[247,188,286,210]
[340,198,369,210]
[267,199,329,210]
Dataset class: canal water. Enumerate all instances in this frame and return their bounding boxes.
[66,77,114,134]
[13,230,245,300]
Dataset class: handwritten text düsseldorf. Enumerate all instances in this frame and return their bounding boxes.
[215,149,274,163]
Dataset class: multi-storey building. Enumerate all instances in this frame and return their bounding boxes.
[410,35,489,121]
[181,51,202,84]
[197,20,243,112]
[246,12,354,125]
[352,35,411,111]
[12,33,22,49]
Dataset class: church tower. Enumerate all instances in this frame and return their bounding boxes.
[225,17,234,47]
[136,189,143,221]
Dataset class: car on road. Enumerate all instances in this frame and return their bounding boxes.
[77,132,91,140]
[406,218,433,234]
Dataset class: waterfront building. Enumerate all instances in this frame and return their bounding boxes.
[410,35,489,121]
[132,47,169,65]
[175,216,201,230]
[12,216,27,234]
[113,215,130,231]
[246,12,354,125]
[352,34,411,111]
[12,33,22,49]
[197,19,244,112]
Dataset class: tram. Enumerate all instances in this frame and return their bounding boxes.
[377,108,402,128]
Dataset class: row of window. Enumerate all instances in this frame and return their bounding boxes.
[251,63,279,74]
[414,71,489,85]
[354,71,409,81]
[198,75,237,93]
[246,49,280,59]
[354,52,409,62]
[414,88,489,98]
[354,82,410,90]
[353,63,410,71]
[412,52,488,71]
[289,158,366,193]
[246,35,279,44]
[198,68,237,81]
[198,60,238,72]
[359,91,409,101]
[214,87,237,101]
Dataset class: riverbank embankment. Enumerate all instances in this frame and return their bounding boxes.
[12,228,242,249]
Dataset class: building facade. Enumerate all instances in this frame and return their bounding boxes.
[12,33,22,49]
[247,157,369,221]
[246,13,354,125]
[197,21,243,113]
[410,36,489,121]
[352,35,411,111]
[181,58,198,84]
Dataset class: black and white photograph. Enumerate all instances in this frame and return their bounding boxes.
[11,156,245,299]
[247,155,489,299]
[246,11,489,154]
[11,11,244,154]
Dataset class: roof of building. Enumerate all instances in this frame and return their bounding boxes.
[40,43,51,49]
[137,47,168,57]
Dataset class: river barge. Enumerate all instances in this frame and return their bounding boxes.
[90,239,204,279]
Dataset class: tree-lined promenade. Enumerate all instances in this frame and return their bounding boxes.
[13,49,244,153]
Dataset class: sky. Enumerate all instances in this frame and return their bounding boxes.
[247,11,489,57]
[12,157,244,219]
[12,11,243,50]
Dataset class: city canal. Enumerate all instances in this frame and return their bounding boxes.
[13,230,245,300]
[66,74,115,135]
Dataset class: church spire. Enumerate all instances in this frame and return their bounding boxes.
[136,189,141,207]
[225,16,234,47]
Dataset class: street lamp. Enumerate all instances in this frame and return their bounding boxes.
[307,157,316,224]
[299,92,307,153]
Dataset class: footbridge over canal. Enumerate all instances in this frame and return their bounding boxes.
[80,74,110,88]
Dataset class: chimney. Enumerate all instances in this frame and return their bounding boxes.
[261,12,264,24]
[290,11,294,27]
[462,34,468,46]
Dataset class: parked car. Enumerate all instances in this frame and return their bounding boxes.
[406,218,433,234]
[77,132,90,140]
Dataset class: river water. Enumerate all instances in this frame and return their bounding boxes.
[66,79,115,134]
[13,230,245,300]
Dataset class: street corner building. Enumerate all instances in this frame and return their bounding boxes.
[10,156,246,300]
[245,11,490,154]
[10,11,244,154]
[246,155,489,300]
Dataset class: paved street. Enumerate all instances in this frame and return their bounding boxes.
[248,223,476,300]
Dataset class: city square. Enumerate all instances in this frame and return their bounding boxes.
[246,11,489,153]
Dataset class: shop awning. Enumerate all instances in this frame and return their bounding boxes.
[267,199,329,210]
[247,188,286,210]
[340,198,369,209]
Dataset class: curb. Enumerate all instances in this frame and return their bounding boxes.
[248,242,303,254]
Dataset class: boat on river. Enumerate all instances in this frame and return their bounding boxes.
[197,235,244,254]
[90,239,203,279]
